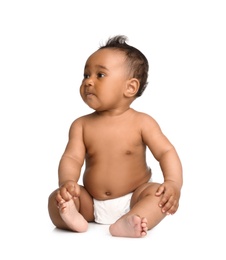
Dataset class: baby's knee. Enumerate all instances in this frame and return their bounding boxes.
[140,183,160,197]
[48,189,58,208]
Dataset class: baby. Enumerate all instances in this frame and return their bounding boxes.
[48,35,183,238]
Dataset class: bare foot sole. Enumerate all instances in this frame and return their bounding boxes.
[59,199,88,232]
[109,215,148,238]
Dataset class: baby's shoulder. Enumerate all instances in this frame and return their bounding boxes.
[131,110,160,130]
[132,109,156,121]
[70,112,98,128]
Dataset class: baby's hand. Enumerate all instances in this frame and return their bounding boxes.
[56,180,80,205]
[155,181,181,215]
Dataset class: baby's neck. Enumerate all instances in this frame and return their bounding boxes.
[95,107,132,117]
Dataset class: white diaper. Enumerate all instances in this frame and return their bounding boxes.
[93,193,132,225]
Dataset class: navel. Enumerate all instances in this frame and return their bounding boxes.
[125,150,132,155]
[105,191,111,196]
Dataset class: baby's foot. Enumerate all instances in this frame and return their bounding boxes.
[58,199,88,232]
[109,215,148,238]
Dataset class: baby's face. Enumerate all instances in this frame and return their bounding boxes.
[80,49,130,112]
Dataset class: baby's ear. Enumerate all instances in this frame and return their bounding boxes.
[124,78,140,98]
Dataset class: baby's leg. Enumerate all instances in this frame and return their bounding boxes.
[58,198,88,232]
[109,183,166,238]
[109,215,148,238]
[48,187,94,232]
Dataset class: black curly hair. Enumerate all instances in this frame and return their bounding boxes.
[99,35,149,97]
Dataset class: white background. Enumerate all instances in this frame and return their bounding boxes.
[0,0,225,259]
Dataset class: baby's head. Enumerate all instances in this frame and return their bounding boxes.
[99,35,149,97]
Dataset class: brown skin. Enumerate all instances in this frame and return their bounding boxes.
[48,48,183,238]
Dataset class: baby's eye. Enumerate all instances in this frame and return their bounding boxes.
[97,73,105,78]
[83,74,90,79]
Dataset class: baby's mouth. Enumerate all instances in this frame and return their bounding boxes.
[85,92,95,97]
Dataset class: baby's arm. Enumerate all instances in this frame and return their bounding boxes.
[155,146,182,215]
[57,118,86,201]
[140,113,183,215]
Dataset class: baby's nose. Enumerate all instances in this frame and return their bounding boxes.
[85,77,94,86]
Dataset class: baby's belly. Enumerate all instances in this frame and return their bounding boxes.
[83,167,151,200]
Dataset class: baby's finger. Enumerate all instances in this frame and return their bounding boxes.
[60,187,72,201]
[68,184,80,198]
[162,197,177,214]
[155,185,165,196]
[158,193,170,209]
[166,200,179,215]
[55,192,66,208]
[56,190,63,203]
[67,184,77,196]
